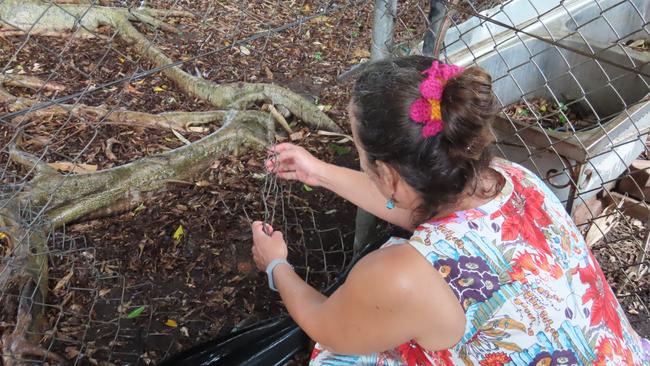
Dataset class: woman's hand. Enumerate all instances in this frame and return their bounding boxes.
[266,143,327,187]
[251,221,288,271]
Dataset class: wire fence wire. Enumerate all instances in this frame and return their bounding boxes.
[376,0,650,337]
[0,0,373,364]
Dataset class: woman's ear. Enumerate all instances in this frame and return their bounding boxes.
[374,160,401,194]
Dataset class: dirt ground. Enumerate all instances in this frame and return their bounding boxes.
[2,0,649,365]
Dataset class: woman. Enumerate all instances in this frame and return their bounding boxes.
[250,56,650,365]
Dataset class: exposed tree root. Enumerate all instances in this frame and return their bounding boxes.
[11,109,273,226]
[9,99,269,132]
[0,202,61,365]
[0,75,66,92]
[0,0,341,133]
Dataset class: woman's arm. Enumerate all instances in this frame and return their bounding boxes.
[315,163,414,231]
[268,143,414,230]
[251,222,465,355]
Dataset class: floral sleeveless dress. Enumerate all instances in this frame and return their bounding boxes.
[310,159,650,366]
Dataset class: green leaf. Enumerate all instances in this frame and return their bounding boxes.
[303,184,313,192]
[126,305,146,319]
[559,114,568,125]
[328,143,351,156]
[313,51,323,61]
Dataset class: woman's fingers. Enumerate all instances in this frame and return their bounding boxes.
[277,171,298,181]
[269,142,297,153]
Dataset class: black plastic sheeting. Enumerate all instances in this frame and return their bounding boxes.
[158,315,307,366]
[158,235,391,366]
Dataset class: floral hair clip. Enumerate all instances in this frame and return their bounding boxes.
[409,61,465,138]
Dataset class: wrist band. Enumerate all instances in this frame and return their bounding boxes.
[266,259,292,292]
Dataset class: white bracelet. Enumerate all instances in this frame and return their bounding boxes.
[265,259,292,292]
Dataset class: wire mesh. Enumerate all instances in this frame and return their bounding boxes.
[0,0,375,364]
[376,0,650,338]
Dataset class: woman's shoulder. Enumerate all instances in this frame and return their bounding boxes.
[349,243,450,296]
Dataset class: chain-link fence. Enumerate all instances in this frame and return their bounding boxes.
[375,0,650,338]
[3,0,650,365]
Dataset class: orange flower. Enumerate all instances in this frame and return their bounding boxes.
[479,352,511,366]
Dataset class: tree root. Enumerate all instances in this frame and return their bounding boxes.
[0,74,66,92]
[0,201,58,365]
[11,109,273,225]
[0,0,342,133]
[9,99,268,132]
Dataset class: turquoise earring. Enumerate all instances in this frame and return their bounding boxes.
[386,197,395,210]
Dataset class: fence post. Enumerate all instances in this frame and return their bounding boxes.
[370,0,397,60]
[354,0,397,255]
[422,0,445,56]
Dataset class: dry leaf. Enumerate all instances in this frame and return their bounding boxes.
[195,180,210,187]
[124,84,142,95]
[187,126,209,133]
[290,131,305,141]
[49,162,98,174]
[171,129,191,145]
[352,48,371,59]
[53,270,74,294]
[64,346,80,360]
[264,66,274,80]
[99,288,111,297]
[239,45,251,55]
[105,138,120,161]
[165,319,178,328]
[629,39,646,48]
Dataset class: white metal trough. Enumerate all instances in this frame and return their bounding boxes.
[443,0,650,211]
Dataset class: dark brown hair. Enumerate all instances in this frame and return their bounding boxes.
[351,55,498,223]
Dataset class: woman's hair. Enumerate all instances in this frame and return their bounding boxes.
[351,55,499,223]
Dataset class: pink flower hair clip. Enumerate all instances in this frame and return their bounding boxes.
[409,61,465,138]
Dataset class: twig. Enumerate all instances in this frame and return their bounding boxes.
[263,104,292,134]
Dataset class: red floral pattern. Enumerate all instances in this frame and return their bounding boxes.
[578,252,624,338]
[595,336,635,366]
[491,181,553,255]
[479,352,511,366]
[395,341,434,366]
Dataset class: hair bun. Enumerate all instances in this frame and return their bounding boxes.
[440,66,497,160]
